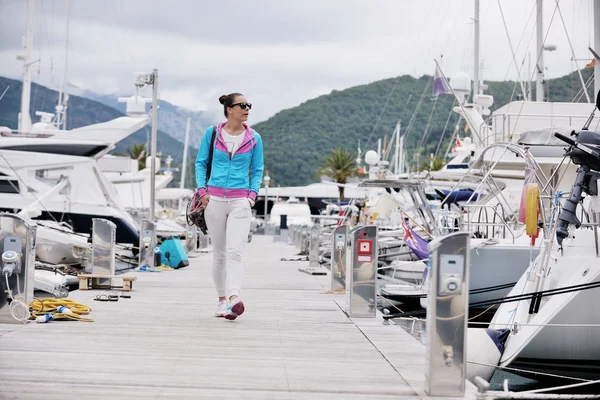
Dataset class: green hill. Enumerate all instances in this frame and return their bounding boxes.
[254,69,594,186]
[0,76,198,188]
[1,69,594,189]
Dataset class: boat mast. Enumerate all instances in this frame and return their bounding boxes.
[55,0,71,130]
[473,0,480,102]
[180,117,191,189]
[18,0,35,133]
[536,0,545,102]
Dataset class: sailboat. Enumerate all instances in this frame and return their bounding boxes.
[462,0,600,383]
[0,0,154,264]
[485,98,600,380]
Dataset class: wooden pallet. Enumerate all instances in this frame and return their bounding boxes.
[76,274,137,291]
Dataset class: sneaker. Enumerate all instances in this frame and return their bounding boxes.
[215,300,228,317]
[224,299,245,321]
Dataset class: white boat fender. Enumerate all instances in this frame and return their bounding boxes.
[36,314,53,323]
[57,306,73,314]
[466,328,510,383]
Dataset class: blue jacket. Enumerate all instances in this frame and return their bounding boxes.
[195,122,264,201]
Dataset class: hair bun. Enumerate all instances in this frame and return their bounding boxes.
[218,95,227,105]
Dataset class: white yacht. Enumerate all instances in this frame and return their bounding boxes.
[487,123,600,380]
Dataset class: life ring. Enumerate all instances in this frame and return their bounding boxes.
[525,183,540,238]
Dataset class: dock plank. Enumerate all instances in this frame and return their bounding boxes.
[0,235,472,400]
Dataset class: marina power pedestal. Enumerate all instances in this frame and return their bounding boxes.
[331,224,347,292]
[185,223,198,254]
[308,224,320,268]
[425,232,470,397]
[91,218,117,287]
[347,225,377,318]
[139,219,157,268]
[0,214,36,324]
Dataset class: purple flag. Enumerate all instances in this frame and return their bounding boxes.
[401,217,430,260]
[432,65,451,96]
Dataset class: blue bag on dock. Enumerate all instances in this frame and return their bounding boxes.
[160,237,189,269]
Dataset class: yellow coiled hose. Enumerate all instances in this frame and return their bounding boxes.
[29,298,93,322]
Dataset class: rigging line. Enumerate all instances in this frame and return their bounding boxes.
[110,0,137,69]
[0,154,70,233]
[443,120,462,159]
[434,98,456,158]
[573,72,595,103]
[415,0,456,74]
[363,78,402,152]
[491,0,537,101]
[418,96,439,149]
[438,0,468,61]
[364,0,438,152]
[466,361,592,383]
[403,77,432,145]
[497,0,528,100]
[509,1,561,139]
[525,379,600,394]
[0,85,10,103]
[555,0,591,102]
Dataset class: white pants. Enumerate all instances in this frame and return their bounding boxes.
[204,197,252,298]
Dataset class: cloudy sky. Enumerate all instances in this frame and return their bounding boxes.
[0,0,596,123]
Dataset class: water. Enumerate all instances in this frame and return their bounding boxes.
[387,313,600,394]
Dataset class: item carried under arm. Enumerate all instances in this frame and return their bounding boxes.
[195,126,217,197]
[248,133,264,202]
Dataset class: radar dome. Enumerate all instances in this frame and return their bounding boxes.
[365,150,379,166]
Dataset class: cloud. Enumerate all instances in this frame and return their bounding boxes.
[0,0,595,123]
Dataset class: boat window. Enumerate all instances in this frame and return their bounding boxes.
[0,178,19,194]
[35,167,72,194]
[2,144,107,157]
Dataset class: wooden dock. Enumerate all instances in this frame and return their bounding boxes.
[0,235,476,399]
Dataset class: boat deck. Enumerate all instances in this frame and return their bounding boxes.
[0,235,476,399]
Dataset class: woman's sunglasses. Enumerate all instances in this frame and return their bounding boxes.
[230,102,252,110]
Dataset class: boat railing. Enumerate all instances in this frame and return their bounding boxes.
[460,203,517,242]
[432,203,517,242]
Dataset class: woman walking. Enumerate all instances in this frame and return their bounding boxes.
[195,93,264,320]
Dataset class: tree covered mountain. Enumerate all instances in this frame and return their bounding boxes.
[0,68,594,189]
[82,90,215,149]
[253,68,593,186]
[0,76,199,188]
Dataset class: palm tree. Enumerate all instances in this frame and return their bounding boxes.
[430,156,445,171]
[317,147,358,202]
[115,143,147,170]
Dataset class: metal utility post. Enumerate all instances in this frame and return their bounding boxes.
[263,174,271,224]
[132,70,161,221]
[150,69,159,222]
[135,70,160,221]
[425,232,470,397]
[180,117,191,189]
[595,0,600,99]
[347,225,378,318]
[331,224,348,292]
[139,219,157,269]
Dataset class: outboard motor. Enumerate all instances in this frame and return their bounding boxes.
[554,130,600,245]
